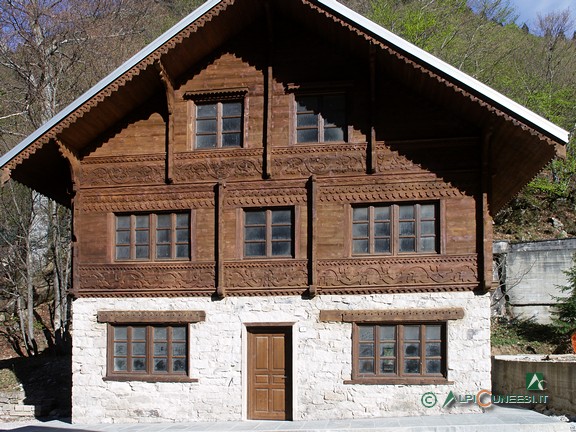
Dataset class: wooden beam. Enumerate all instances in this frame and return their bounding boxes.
[479,128,494,293]
[307,175,317,298]
[155,60,176,184]
[97,310,206,324]
[368,44,377,174]
[216,181,226,299]
[263,2,274,179]
[319,308,465,323]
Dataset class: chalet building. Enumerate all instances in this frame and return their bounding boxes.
[0,0,569,424]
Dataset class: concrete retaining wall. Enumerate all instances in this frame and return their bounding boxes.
[493,239,576,323]
[492,355,576,415]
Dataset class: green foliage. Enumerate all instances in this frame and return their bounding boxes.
[491,317,564,353]
[553,255,576,334]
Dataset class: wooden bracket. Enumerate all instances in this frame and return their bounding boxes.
[155,60,176,184]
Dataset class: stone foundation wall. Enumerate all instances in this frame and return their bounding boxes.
[71,292,491,424]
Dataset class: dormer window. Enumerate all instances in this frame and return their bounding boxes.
[295,93,346,143]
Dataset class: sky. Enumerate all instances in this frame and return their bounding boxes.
[507,0,575,30]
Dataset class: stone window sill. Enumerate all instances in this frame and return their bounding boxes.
[103,375,199,383]
[344,377,453,385]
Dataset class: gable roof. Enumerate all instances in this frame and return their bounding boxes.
[0,0,569,210]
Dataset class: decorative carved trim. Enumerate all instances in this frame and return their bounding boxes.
[183,88,248,101]
[319,181,465,203]
[317,255,478,288]
[77,263,215,293]
[81,164,165,187]
[318,285,475,295]
[97,310,206,323]
[81,187,213,212]
[84,154,165,165]
[319,307,464,322]
[223,260,308,288]
[272,145,365,177]
[225,187,306,207]
[175,151,263,182]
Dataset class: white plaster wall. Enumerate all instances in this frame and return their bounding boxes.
[71,292,490,424]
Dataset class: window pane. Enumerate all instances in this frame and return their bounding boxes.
[297,113,319,127]
[297,97,318,112]
[116,216,130,229]
[173,327,186,340]
[132,342,146,355]
[359,359,374,374]
[114,343,127,355]
[420,237,436,252]
[380,343,395,357]
[399,222,415,236]
[133,358,146,371]
[154,358,167,372]
[399,238,415,252]
[154,327,167,340]
[173,359,186,372]
[135,230,149,244]
[374,239,390,253]
[176,244,190,258]
[176,214,189,228]
[245,242,266,257]
[196,134,217,149]
[157,214,171,228]
[297,129,319,143]
[272,225,292,240]
[114,327,127,340]
[116,246,129,260]
[353,207,368,221]
[172,342,186,356]
[374,206,390,220]
[359,326,374,341]
[421,221,436,235]
[359,343,374,357]
[116,231,130,245]
[379,326,395,340]
[135,245,149,259]
[399,205,414,219]
[176,229,189,242]
[272,210,292,224]
[353,239,369,254]
[404,343,420,357]
[324,94,345,111]
[380,360,395,374]
[114,358,127,372]
[245,211,265,225]
[222,133,242,147]
[352,223,368,238]
[426,342,442,357]
[245,226,265,241]
[157,230,170,243]
[223,101,242,116]
[197,104,217,118]
[324,127,344,142]
[421,204,435,219]
[271,241,291,256]
[133,327,146,339]
[426,359,441,374]
[154,343,168,355]
[426,325,441,340]
[156,245,170,259]
[135,215,149,228]
[404,359,420,374]
[374,222,390,237]
[196,119,217,133]
[223,117,241,132]
[404,326,420,340]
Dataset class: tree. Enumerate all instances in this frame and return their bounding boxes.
[553,255,576,336]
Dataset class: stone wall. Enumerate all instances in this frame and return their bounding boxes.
[71,292,490,424]
[493,239,576,324]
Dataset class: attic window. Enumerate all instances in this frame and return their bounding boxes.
[295,93,346,143]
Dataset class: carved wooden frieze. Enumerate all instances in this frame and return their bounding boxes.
[317,255,477,289]
[97,310,206,324]
[81,186,214,212]
[81,155,165,187]
[376,145,420,172]
[319,180,465,203]
[174,150,263,182]
[225,187,306,207]
[272,145,365,177]
[224,260,308,289]
[319,308,465,323]
[77,263,215,294]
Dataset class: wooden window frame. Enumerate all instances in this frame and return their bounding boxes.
[114,212,191,262]
[243,207,295,259]
[349,322,449,385]
[105,323,196,383]
[193,99,244,149]
[293,92,347,144]
[351,202,439,256]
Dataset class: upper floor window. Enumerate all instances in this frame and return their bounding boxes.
[244,208,294,258]
[195,100,243,149]
[115,212,190,261]
[352,203,438,255]
[295,94,346,143]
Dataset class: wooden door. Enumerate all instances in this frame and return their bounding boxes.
[248,327,292,420]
